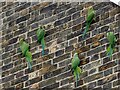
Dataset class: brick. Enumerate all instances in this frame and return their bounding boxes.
[25,76,42,87]
[39,15,57,25]
[16,83,24,90]
[66,8,76,15]
[44,65,71,79]
[91,54,99,61]
[15,2,31,12]
[2,63,13,71]
[53,53,70,63]
[40,3,57,13]
[25,64,42,74]
[72,23,82,31]
[103,82,112,90]
[11,75,28,85]
[6,9,14,16]
[14,28,28,36]
[55,49,64,57]
[113,80,120,87]
[61,77,74,86]
[2,74,14,83]
[16,14,30,24]
[69,38,77,45]
[72,11,80,19]
[53,4,71,14]
[89,68,97,75]
[103,57,112,64]
[57,71,72,81]
[67,30,82,40]
[15,71,24,78]
[42,82,59,90]
[84,72,103,83]
[57,11,65,19]
[88,81,96,89]
[58,59,71,68]
[99,61,117,71]
[104,68,112,76]
[75,45,90,54]
[54,16,71,26]
[65,45,74,53]
[98,74,117,85]
[72,17,85,25]
[39,77,56,88]
[87,45,105,56]
[83,60,101,71]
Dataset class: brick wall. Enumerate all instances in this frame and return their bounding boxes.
[0,2,120,90]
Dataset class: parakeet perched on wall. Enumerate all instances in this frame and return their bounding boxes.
[37,27,46,56]
[82,7,95,38]
[107,32,117,58]
[72,53,82,87]
[19,38,32,70]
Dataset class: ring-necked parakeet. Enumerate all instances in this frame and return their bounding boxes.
[72,53,82,87]
[37,27,46,56]
[107,32,117,58]
[19,38,32,70]
[82,7,95,38]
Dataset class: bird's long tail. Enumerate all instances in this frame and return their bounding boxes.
[82,18,93,39]
[41,38,45,56]
[76,72,78,87]
[107,45,113,59]
[28,61,32,70]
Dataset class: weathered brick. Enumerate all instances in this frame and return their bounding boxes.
[53,3,71,14]
[54,16,71,26]
[66,8,76,15]
[2,74,14,83]
[87,45,105,56]
[103,82,112,90]
[40,3,57,13]
[16,14,30,24]
[98,74,117,85]
[42,82,59,90]
[11,75,28,85]
[55,49,64,57]
[61,77,74,86]
[88,81,96,89]
[99,61,117,71]
[113,80,120,87]
[65,45,74,53]
[44,65,71,79]
[25,76,42,87]
[72,11,80,19]
[15,2,31,12]
[2,63,13,71]
[84,72,103,83]
[53,53,71,63]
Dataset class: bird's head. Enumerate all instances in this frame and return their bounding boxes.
[73,53,78,57]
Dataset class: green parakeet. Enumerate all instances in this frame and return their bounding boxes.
[19,38,32,70]
[107,32,117,58]
[72,53,82,87]
[82,7,95,38]
[37,27,46,56]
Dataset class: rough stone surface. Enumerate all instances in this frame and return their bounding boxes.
[0,1,120,90]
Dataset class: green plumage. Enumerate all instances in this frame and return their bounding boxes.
[72,53,82,87]
[72,53,80,69]
[20,38,29,56]
[107,32,117,58]
[37,27,46,55]
[37,28,45,43]
[82,7,95,38]
[19,38,32,70]
[87,7,95,23]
